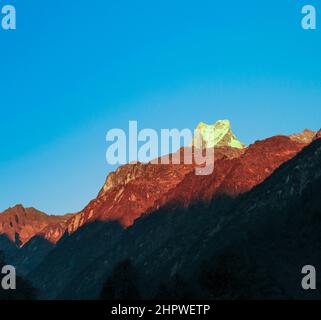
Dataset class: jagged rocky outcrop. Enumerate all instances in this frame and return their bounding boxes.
[0,205,72,246]
[289,129,316,143]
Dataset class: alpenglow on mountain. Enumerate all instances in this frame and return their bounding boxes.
[1,120,321,300]
[193,119,246,149]
[1,121,319,246]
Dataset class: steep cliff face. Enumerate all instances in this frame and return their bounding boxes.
[216,135,307,197]
[0,205,72,245]
[152,135,308,209]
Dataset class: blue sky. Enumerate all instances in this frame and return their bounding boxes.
[0,0,320,214]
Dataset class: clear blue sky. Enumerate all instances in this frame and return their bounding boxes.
[0,0,320,214]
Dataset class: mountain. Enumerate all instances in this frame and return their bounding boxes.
[27,138,321,299]
[39,149,239,244]
[23,125,317,299]
[193,119,246,149]
[3,119,247,247]
[0,121,314,247]
[2,121,321,300]
[289,128,316,143]
[0,205,73,246]
[38,161,195,243]
[38,120,248,244]
[153,134,309,210]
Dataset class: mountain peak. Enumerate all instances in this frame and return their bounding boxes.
[289,128,316,143]
[0,205,73,245]
[194,119,246,149]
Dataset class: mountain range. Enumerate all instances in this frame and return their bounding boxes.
[1,120,321,299]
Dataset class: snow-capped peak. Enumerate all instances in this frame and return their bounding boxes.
[193,119,246,149]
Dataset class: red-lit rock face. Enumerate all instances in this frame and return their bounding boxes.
[215,136,307,197]
[0,205,72,245]
[0,130,312,246]
[39,146,244,243]
[153,135,308,209]
[41,161,196,242]
[289,129,316,143]
[40,136,307,243]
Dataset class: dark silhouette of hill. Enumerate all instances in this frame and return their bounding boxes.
[0,235,18,263]
[0,251,37,300]
[11,236,55,276]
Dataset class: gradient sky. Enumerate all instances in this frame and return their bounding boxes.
[0,0,320,214]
